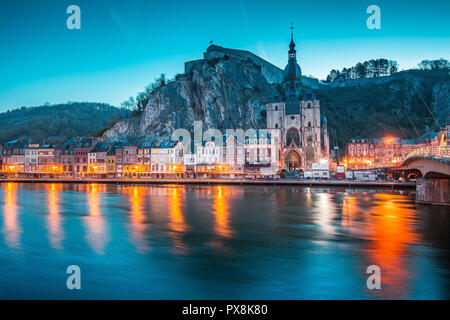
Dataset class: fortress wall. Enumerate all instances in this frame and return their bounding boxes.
[186,45,325,88]
[203,46,284,84]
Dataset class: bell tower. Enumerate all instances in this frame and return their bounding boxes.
[283,23,302,103]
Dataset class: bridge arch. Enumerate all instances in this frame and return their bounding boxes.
[399,157,450,179]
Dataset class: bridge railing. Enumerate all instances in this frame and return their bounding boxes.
[403,145,450,162]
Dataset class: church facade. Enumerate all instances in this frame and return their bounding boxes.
[266,31,330,171]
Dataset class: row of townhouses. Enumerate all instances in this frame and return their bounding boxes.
[344,124,450,170]
[0,132,280,178]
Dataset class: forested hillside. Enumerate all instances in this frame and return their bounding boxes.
[317,69,449,147]
[0,102,126,143]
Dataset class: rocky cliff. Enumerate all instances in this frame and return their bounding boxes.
[104,47,281,142]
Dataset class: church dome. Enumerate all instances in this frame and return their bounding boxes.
[283,26,302,82]
[283,61,302,81]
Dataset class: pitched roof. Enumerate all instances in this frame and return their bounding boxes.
[89,141,112,153]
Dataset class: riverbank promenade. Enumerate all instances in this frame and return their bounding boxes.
[0,178,416,189]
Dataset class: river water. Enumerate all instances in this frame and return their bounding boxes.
[0,182,448,299]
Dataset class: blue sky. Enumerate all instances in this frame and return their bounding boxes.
[0,0,449,111]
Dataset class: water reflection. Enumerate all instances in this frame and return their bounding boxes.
[168,186,187,233]
[85,183,109,254]
[2,183,21,249]
[366,193,417,299]
[166,186,188,252]
[339,191,418,299]
[46,183,63,249]
[212,186,231,238]
[0,183,448,299]
[124,186,150,253]
[315,193,336,235]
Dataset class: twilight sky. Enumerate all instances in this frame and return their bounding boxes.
[0,0,449,111]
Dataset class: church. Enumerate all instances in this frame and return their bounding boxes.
[266,29,330,171]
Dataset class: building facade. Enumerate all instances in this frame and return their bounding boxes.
[345,136,423,169]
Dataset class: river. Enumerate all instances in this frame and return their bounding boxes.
[0,182,448,299]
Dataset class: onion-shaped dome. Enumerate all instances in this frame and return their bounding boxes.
[284,62,302,81]
[283,31,302,81]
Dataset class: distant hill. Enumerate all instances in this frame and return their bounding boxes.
[0,102,127,144]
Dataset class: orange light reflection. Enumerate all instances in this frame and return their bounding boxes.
[2,183,21,249]
[127,186,150,252]
[85,183,108,254]
[212,186,231,238]
[47,183,63,249]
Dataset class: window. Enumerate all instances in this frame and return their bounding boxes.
[305,146,314,161]
[274,105,278,111]
[286,128,300,146]
[275,123,278,129]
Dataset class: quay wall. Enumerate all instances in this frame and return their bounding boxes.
[0,178,416,189]
[416,178,450,206]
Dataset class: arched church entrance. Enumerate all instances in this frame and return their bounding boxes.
[285,150,301,172]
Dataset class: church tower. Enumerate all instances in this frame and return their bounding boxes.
[283,25,302,102]
[266,24,330,172]
[301,91,321,167]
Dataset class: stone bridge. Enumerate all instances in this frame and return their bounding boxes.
[400,146,450,178]
[394,146,450,205]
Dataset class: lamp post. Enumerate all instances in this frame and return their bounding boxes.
[334,128,339,165]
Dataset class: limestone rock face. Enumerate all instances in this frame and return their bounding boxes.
[104,53,280,142]
[432,81,450,124]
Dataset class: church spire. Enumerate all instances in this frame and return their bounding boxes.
[288,23,296,62]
